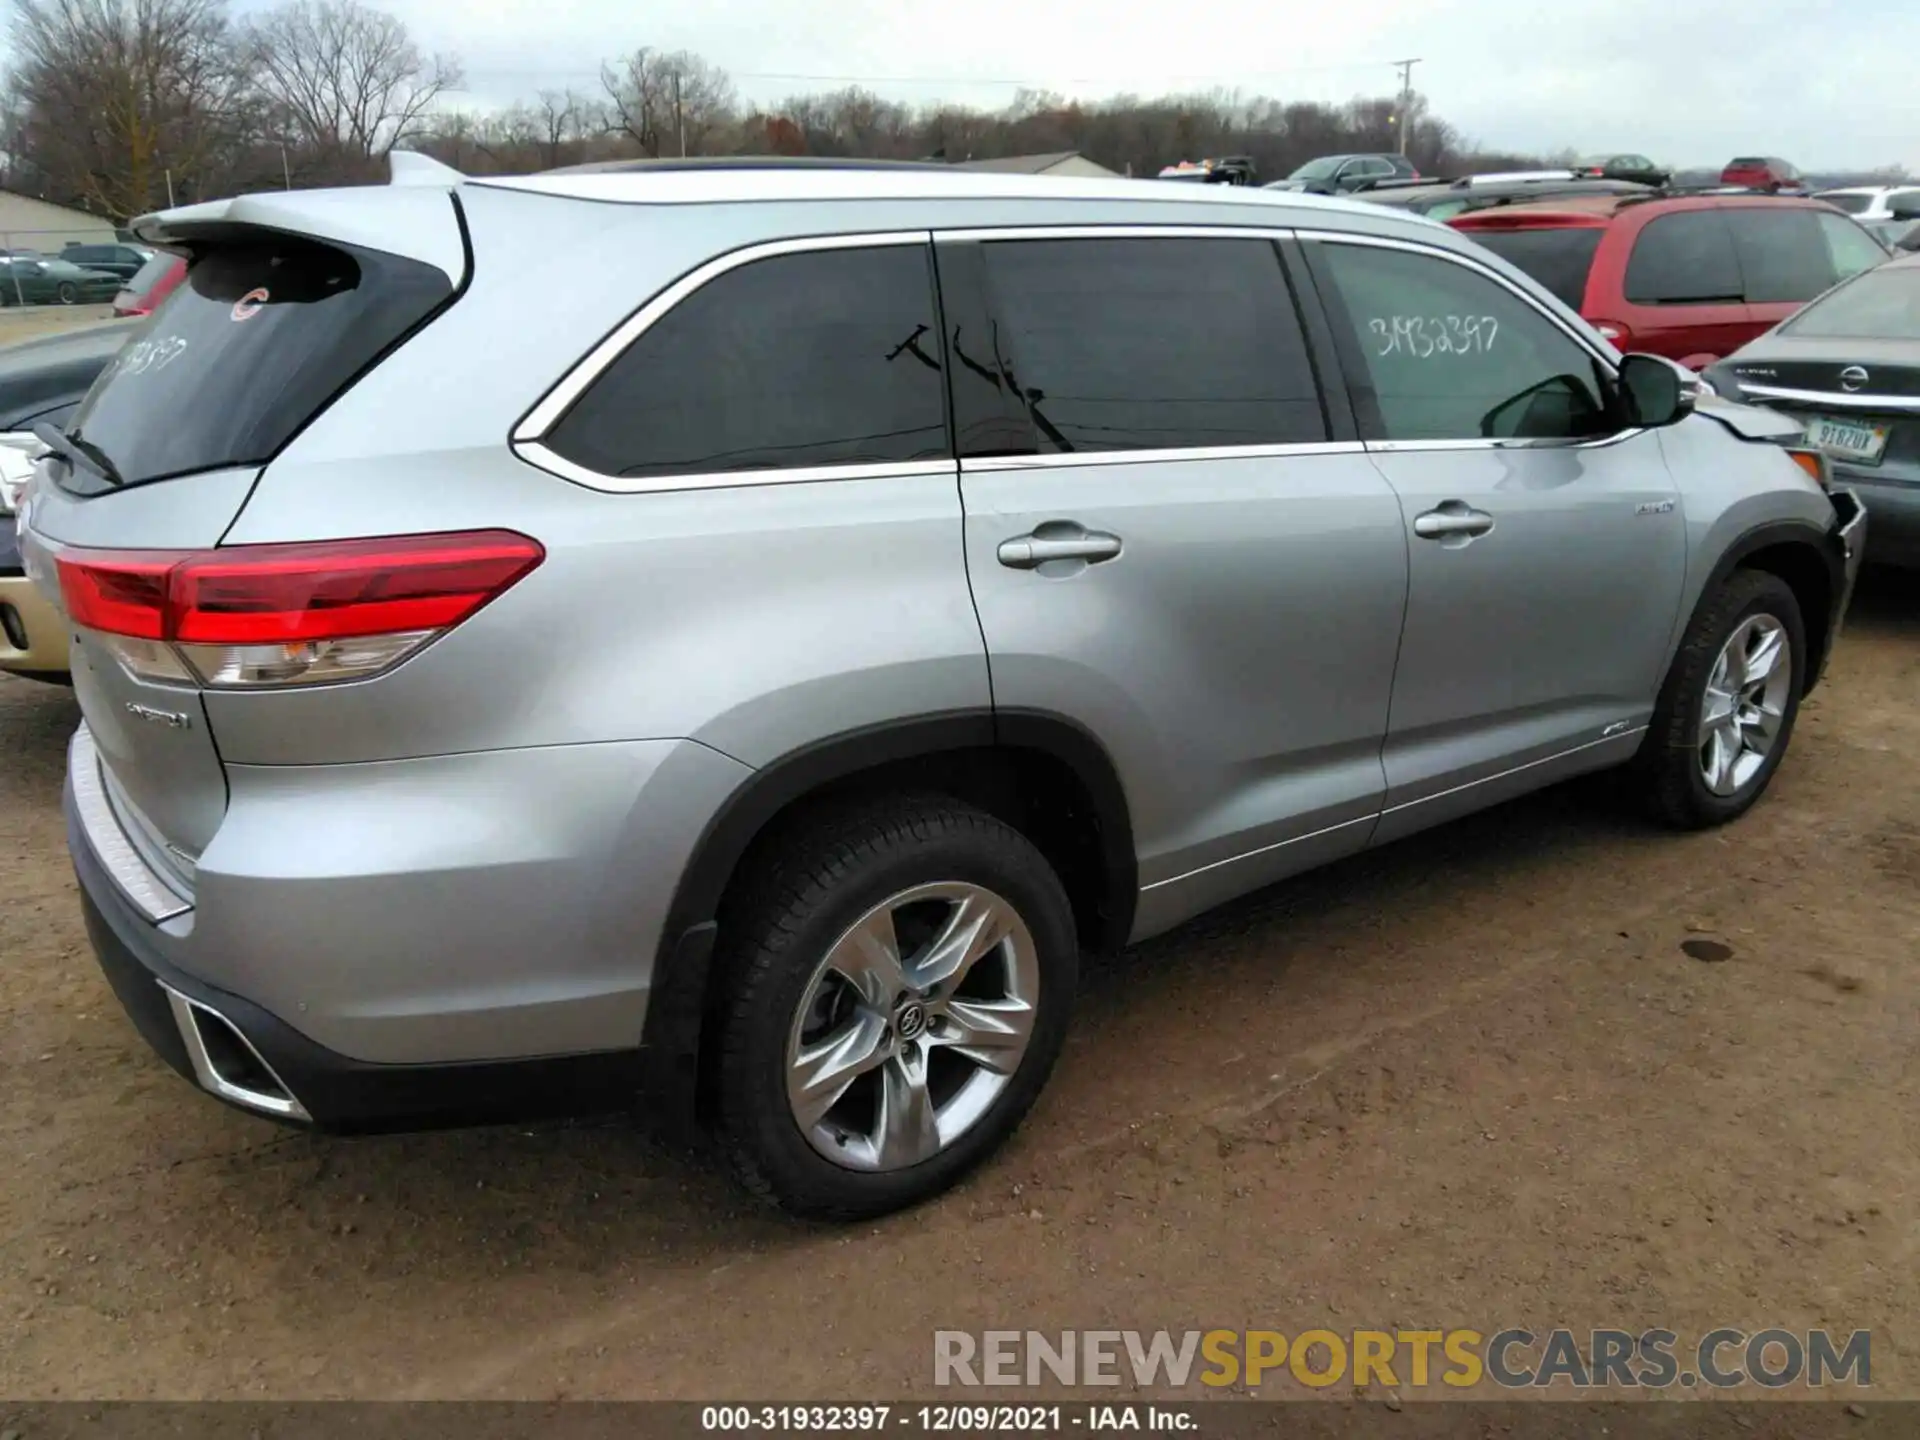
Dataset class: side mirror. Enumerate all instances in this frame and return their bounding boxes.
[1618,353,1696,428]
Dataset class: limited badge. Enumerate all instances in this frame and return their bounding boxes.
[231,287,270,322]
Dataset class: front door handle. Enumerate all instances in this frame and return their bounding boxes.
[997,526,1124,570]
[1413,502,1495,541]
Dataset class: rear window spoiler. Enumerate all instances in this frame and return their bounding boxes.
[129,159,468,286]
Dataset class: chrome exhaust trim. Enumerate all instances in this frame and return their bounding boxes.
[162,985,312,1122]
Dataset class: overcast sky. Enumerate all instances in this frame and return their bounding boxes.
[374,0,1920,172]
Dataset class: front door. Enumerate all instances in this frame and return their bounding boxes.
[941,231,1410,940]
[1302,234,1689,843]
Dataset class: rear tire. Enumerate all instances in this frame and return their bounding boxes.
[712,794,1077,1220]
[56,281,76,304]
[1635,569,1806,829]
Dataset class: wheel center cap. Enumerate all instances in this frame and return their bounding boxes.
[895,1002,928,1042]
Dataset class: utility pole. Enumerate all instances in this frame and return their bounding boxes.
[1392,58,1421,156]
[672,70,686,157]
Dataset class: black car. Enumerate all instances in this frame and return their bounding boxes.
[1576,153,1671,187]
[58,242,155,282]
[1265,153,1417,195]
[1357,172,1653,222]
[1702,253,1920,568]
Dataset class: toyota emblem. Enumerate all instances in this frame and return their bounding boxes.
[1839,365,1869,393]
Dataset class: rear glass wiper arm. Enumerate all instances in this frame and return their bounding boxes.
[35,421,124,488]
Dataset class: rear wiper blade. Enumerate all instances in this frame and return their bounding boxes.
[34,421,124,488]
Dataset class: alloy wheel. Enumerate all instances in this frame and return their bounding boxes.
[1698,613,1792,797]
[786,881,1039,1172]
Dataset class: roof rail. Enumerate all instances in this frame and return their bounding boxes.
[535,155,955,176]
[1614,182,1808,208]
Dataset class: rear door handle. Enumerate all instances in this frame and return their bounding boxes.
[1413,503,1495,541]
[997,527,1123,569]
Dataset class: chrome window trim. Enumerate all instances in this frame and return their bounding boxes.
[513,443,955,495]
[1733,383,1920,413]
[510,229,937,492]
[69,723,192,924]
[933,223,1296,243]
[1368,429,1647,455]
[963,441,1364,473]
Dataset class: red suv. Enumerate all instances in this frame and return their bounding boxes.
[1720,157,1805,193]
[1449,193,1889,368]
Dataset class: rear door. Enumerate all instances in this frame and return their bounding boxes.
[945,229,1409,937]
[1299,232,1687,841]
[21,218,460,873]
[1616,208,1754,362]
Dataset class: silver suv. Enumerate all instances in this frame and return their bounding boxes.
[20,158,1865,1218]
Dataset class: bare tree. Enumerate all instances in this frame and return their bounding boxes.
[601,47,735,158]
[245,0,459,182]
[7,0,248,218]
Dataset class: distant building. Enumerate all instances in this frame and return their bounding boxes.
[953,152,1120,179]
[0,190,116,252]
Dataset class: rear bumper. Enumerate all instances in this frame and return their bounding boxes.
[0,571,70,677]
[65,722,751,1131]
[70,784,641,1132]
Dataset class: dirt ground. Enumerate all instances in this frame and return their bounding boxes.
[1,575,1917,1405]
[0,306,118,346]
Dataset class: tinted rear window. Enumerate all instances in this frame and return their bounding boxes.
[1820,193,1874,215]
[1464,227,1604,309]
[1624,212,1743,304]
[544,244,947,481]
[66,239,450,491]
[1726,208,1835,303]
[976,236,1328,451]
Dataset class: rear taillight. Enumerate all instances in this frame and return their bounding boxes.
[56,530,543,688]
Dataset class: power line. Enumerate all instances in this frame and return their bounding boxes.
[456,60,1408,89]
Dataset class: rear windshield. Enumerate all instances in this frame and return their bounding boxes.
[1463,227,1605,309]
[1819,192,1874,215]
[65,238,451,491]
[1781,266,1920,339]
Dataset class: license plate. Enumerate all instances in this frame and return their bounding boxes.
[1806,415,1889,464]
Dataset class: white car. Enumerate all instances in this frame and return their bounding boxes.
[1815,185,1920,222]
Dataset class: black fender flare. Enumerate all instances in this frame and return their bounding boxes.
[635,708,1136,1123]
[1687,514,1849,694]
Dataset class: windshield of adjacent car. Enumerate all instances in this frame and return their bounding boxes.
[1289,157,1343,180]
[1780,266,1920,339]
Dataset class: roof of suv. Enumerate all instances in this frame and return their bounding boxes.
[471,165,1415,220]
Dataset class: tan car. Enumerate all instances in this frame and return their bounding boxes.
[1,434,70,681]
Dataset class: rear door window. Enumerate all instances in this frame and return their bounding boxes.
[65,238,452,493]
[1461,227,1604,309]
[1725,208,1836,303]
[972,236,1328,453]
[543,243,948,481]
[1623,212,1743,304]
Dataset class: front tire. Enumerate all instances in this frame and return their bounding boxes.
[56,281,77,304]
[712,795,1078,1219]
[1637,569,1806,829]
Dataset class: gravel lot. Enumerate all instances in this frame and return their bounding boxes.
[1,574,1916,1405]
